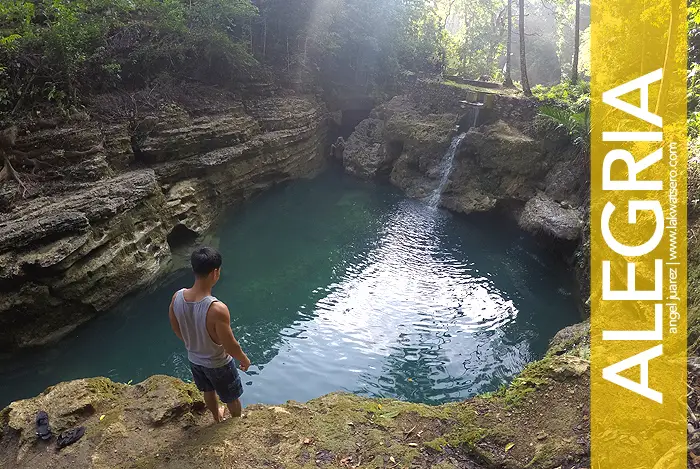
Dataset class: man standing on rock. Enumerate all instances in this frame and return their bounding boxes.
[169,246,251,421]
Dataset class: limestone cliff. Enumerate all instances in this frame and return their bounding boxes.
[342,80,589,309]
[0,92,327,351]
[342,81,587,246]
[0,324,590,469]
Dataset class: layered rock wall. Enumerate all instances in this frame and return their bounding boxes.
[0,93,327,350]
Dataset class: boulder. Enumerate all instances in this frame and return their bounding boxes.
[545,157,587,206]
[384,111,457,158]
[384,111,458,197]
[343,118,392,179]
[437,121,548,214]
[0,376,204,468]
[549,321,590,355]
[461,120,545,177]
[518,193,583,241]
[547,355,590,380]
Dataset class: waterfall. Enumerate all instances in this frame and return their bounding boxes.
[425,105,482,209]
[426,132,467,208]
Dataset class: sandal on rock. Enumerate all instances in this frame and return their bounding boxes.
[35,411,52,441]
[56,426,85,449]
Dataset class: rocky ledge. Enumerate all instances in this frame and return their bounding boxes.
[0,91,327,350]
[0,323,590,469]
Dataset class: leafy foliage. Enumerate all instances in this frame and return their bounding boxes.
[532,80,589,110]
[447,0,508,79]
[532,55,589,146]
[0,0,258,116]
[538,104,589,149]
[0,0,461,116]
[252,0,450,95]
[533,80,590,151]
[689,0,700,139]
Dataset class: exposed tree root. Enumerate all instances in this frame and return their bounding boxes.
[0,126,33,198]
[0,154,29,197]
[12,148,54,174]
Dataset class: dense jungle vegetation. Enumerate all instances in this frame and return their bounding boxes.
[0,0,696,167]
[0,0,591,121]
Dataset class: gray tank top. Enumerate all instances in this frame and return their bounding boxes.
[173,289,232,368]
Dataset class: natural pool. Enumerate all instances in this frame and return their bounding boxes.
[0,169,580,408]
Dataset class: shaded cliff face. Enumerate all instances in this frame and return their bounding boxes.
[0,92,327,351]
[0,325,590,469]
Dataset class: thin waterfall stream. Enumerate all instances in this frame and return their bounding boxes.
[426,132,466,208]
[427,105,481,208]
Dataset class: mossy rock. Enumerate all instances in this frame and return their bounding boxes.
[0,349,590,469]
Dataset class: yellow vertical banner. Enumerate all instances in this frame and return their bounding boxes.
[591,0,687,466]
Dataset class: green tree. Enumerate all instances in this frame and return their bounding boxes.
[504,0,514,86]
[571,0,580,82]
[0,0,259,117]
[519,0,532,95]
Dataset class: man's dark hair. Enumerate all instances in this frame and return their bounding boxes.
[191,246,222,277]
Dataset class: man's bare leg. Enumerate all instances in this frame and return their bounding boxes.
[226,398,242,418]
[203,391,224,422]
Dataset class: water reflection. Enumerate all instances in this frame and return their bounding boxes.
[0,170,578,407]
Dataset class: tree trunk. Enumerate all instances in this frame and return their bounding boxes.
[519,0,532,96]
[263,17,268,59]
[571,0,580,83]
[655,0,679,114]
[444,0,457,29]
[504,0,513,86]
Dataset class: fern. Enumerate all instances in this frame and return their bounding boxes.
[539,104,590,151]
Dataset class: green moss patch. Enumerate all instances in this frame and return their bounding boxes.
[86,377,125,400]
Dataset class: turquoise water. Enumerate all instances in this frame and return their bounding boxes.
[0,170,580,407]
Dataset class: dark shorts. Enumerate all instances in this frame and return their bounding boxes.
[189,360,243,403]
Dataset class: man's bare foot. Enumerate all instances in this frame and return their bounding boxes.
[217,405,227,422]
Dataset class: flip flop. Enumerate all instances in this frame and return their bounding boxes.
[35,411,52,441]
[56,426,85,449]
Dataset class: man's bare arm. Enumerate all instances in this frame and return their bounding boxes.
[211,302,251,371]
[169,292,183,341]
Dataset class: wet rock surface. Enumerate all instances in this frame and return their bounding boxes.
[0,93,327,350]
[342,118,390,179]
[439,119,552,214]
